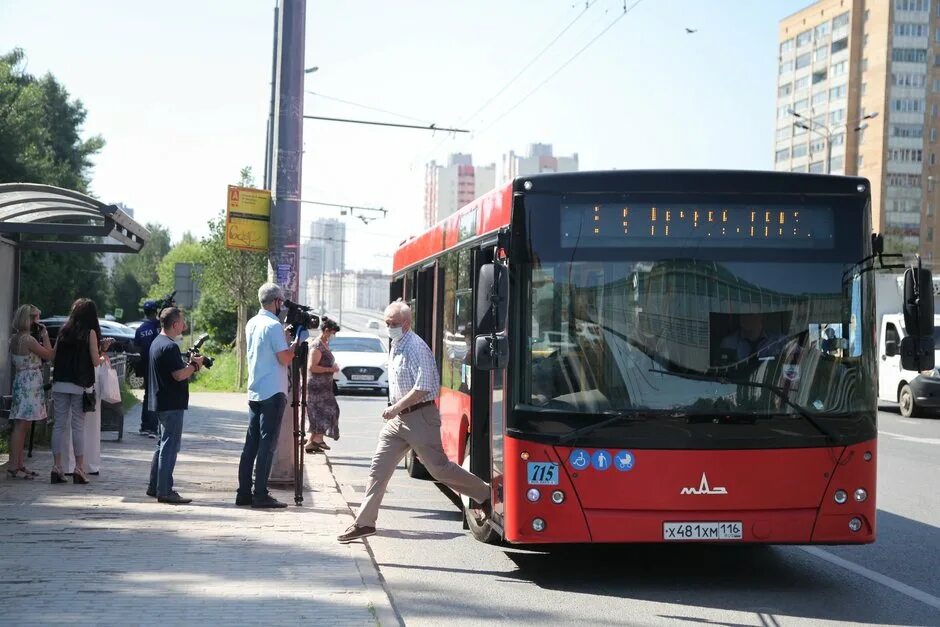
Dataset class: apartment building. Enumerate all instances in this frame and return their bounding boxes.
[775,0,940,260]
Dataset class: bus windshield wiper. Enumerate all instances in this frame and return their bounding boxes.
[558,410,650,445]
[648,369,838,443]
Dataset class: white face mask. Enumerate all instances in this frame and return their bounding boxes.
[388,325,404,341]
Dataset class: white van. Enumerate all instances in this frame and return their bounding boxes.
[876,274,940,417]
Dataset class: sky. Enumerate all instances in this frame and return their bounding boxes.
[0,0,811,278]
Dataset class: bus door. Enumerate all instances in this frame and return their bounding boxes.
[470,245,503,514]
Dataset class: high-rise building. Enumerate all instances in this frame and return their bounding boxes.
[423,153,496,227]
[775,0,939,261]
[301,218,345,309]
[501,143,579,185]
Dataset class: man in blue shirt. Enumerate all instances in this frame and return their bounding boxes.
[134,301,161,438]
[236,282,298,509]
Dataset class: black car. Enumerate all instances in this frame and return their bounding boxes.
[40,317,141,357]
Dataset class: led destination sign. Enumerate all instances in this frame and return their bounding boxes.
[561,203,835,249]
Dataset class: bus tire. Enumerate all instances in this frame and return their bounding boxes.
[899,384,920,418]
[405,448,432,480]
[461,437,501,545]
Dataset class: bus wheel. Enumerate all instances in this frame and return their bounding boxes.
[899,384,920,418]
[461,438,501,545]
[405,448,432,480]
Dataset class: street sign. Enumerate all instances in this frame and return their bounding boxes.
[174,263,203,309]
[113,307,124,320]
[225,185,271,252]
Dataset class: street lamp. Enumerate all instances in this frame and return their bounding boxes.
[790,110,878,174]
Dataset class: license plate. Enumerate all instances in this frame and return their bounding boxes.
[527,462,559,485]
[663,522,743,541]
[350,374,374,381]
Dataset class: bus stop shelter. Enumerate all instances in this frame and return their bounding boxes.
[0,183,149,394]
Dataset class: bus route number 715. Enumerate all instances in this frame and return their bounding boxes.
[527,462,560,485]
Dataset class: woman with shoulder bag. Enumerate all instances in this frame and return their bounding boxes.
[50,299,112,484]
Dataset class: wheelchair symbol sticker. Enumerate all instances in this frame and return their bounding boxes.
[591,450,612,471]
[614,450,635,471]
[569,449,590,470]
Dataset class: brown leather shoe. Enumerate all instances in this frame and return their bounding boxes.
[337,524,376,543]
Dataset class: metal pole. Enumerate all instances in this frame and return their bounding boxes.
[269,0,305,301]
[338,238,344,326]
[269,0,306,486]
[825,130,832,175]
[263,3,280,191]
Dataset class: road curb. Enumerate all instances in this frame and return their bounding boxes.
[308,452,404,627]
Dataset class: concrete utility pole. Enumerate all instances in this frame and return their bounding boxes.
[269,0,306,486]
[268,0,306,301]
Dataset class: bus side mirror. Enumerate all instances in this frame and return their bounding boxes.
[475,263,508,335]
[900,267,935,371]
[474,335,508,370]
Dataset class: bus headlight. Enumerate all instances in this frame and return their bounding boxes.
[532,518,546,532]
[833,489,848,504]
[526,488,541,502]
[848,517,863,532]
[854,488,868,502]
[551,490,565,504]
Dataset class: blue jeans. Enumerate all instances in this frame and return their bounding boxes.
[238,393,286,498]
[148,410,184,497]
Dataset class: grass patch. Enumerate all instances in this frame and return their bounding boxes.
[189,349,246,393]
[120,379,139,412]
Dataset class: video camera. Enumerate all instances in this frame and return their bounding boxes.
[157,290,177,312]
[184,333,214,370]
[283,300,320,339]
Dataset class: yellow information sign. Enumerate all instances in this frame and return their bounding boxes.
[225,185,272,252]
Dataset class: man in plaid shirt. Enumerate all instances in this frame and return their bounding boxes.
[338,300,491,543]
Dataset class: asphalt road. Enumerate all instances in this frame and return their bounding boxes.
[330,308,387,338]
[327,395,940,626]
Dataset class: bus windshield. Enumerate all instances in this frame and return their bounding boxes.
[516,191,876,445]
[524,258,872,412]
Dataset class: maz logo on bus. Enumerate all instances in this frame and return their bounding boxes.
[680,473,728,495]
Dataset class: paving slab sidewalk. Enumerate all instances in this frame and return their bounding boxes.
[0,392,399,626]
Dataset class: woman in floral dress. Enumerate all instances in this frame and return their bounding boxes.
[7,305,53,479]
[305,318,341,453]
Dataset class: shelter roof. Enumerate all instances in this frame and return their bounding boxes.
[0,183,148,253]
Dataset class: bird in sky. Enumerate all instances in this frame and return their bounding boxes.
[685,27,697,34]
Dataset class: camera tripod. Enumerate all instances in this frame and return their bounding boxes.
[289,338,309,506]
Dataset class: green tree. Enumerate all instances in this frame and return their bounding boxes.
[150,240,205,300]
[200,166,268,386]
[112,222,172,321]
[1,48,111,313]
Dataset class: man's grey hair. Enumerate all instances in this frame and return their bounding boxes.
[258,282,284,307]
[384,299,412,322]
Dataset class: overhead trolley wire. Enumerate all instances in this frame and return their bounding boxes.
[475,0,646,137]
[409,0,601,167]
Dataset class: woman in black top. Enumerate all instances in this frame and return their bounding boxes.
[50,299,111,484]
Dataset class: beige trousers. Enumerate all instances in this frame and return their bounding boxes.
[355,403,490,528]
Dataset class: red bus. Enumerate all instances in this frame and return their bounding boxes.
[390,170,926,545]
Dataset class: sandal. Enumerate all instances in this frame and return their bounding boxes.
[305,442,324,454]
[317,442,331,450]
[19,467,38,477]
[7,468,35,480]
